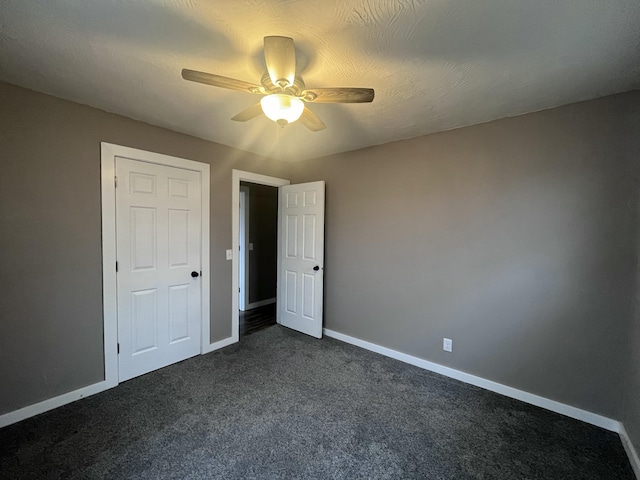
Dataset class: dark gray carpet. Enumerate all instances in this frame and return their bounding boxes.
[0,325,634,479]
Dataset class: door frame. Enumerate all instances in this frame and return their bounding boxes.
[238,185,250,311]
[231,170,289,340]
[101,142,211,388]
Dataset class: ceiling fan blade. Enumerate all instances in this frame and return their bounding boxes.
[299,106,326,132]
[182,69,262,94]
[264,36,296,88]
[303,87,375,103]
[231,103,264,122]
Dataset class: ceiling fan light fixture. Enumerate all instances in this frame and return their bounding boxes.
[182,36,373,132]
[260,94,304,126]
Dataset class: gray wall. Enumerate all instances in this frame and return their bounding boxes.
[0,81,289,415]
[240,182,278,304]
[622,156,640,454]
[623,308,640,462]
[288,90,640,420]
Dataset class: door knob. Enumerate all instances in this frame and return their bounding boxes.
[191,271,200,278]
[313,266,320,271]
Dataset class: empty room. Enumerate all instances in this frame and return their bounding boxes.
[1,1,639,478]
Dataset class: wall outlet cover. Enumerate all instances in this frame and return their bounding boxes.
[225,249,233,260]
[443,338,453,352]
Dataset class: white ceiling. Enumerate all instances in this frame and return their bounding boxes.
[1,1,639,162]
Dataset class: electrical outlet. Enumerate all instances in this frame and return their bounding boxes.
[225,249,233,261]
[443,338,453,352]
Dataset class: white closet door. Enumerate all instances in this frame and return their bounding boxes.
[116,157,201,381]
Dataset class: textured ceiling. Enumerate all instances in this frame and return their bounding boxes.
[1,1,639,162]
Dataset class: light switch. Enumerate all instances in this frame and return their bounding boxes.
[225,249,233,260]
[249,243,254,251]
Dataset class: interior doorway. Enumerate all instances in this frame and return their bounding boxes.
[231,170,290,342]
[231,169,326,342]
[238,181,279,337]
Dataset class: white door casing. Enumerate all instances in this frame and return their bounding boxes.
[239,186,250,311]
[102,143,210,390]
[115,158,203,381]
[231,170,290,341]
[278,181,325,338]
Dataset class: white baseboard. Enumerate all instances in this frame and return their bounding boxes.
[1,336,238,429]
[246,297,276,310]
[323,328,620,432]
[620,424,640,479]
[0,378,116,429]
[202,336,237,354]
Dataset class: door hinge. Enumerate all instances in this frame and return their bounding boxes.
[114,176,118,188]
[117,343,120,354]
[115,261,118,272]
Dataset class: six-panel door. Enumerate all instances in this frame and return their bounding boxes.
[278,181,325,338]
[116,157,202,381]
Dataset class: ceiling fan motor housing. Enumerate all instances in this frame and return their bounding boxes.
[260,73,306,98]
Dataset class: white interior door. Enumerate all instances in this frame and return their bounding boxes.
[116,157,202,381]
[278,181,325,338]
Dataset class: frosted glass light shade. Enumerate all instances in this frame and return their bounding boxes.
[260,94,304,125]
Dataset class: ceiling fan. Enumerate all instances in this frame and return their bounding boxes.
[182,36,375,132]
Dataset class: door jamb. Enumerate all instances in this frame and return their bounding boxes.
[101,142,211,388]
[231,170,289,341]
[239,186,250,311]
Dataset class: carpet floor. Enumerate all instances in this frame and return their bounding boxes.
[0,325,634,479]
